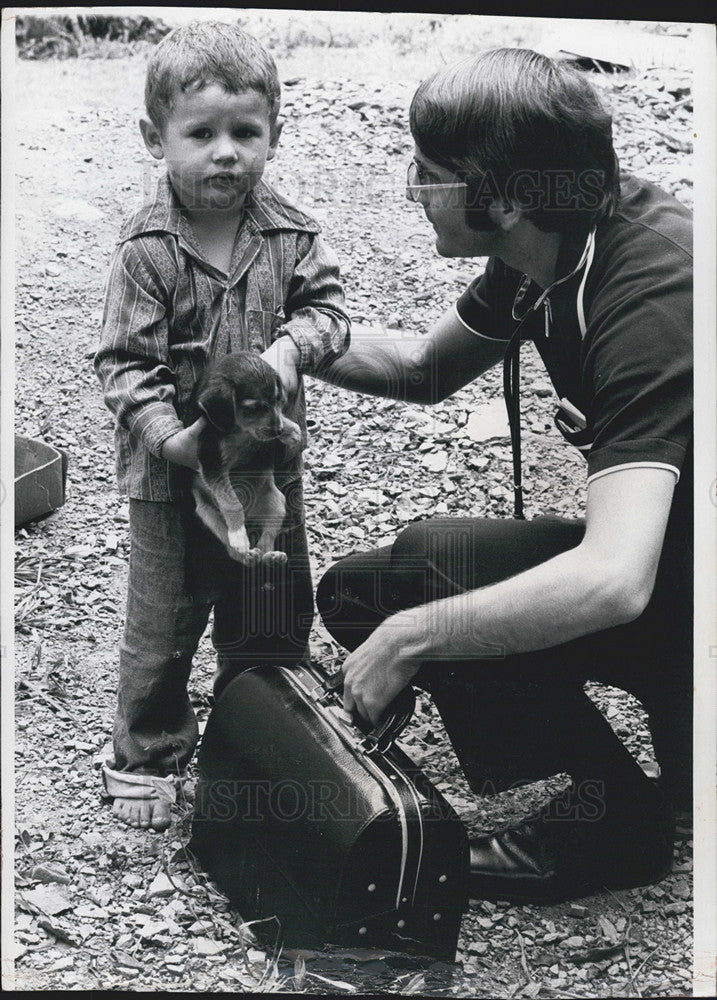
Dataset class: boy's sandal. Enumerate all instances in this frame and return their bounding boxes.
[102,764,179,806]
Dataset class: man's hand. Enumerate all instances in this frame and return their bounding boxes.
[160,417,206,470]
[342,610,424,725]
[262,336,300,406]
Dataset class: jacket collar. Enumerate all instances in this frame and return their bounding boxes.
[119,173,319,242]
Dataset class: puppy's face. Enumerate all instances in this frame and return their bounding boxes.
[199,353,287,439]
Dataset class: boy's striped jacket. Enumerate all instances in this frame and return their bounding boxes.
[95,175,349,502]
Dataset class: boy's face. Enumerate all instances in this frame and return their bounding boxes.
[141,84,281,214]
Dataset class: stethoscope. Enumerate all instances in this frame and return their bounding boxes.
[503,228,596,518]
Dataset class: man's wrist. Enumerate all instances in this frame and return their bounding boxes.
[279,329,310,375]
[266,334,299,357]
[385,606,435,663]
[274,334,301,370]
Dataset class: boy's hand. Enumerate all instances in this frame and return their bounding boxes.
[262,337,300,406]
[160,418,206,470]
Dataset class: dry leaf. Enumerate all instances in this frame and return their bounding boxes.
[293,954,306,989]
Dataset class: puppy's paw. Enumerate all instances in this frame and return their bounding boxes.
[262,550,288,566]
[244,547,263,567]
[227,527,250,558]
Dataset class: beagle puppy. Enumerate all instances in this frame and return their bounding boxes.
[185,352,301,566]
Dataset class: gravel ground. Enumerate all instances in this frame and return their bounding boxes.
[11,15,696,996]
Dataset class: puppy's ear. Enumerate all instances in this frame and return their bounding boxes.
[198,376,237,433]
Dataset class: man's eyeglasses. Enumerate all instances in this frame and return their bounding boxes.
[406,158,468,203]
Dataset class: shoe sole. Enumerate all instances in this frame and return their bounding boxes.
[469,860,674,905]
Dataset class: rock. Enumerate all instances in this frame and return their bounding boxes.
[21,884,74,916]
[193,937,229,956]
[664,902,688,916]
[426,419,456,437]
[139,919,170,941]
[48,956,75,971]
[121,873,143,889]
[104,533,119,551]
[466,400,510,442]
[561,935,586,949]
[357,487,386,505]
[467,941,489,955]
[395,494,422,520]
[81,831,105,849]
[671,877,691,899]
[74,903,110,919]
[422,450,448,473]
[52,199,104,224]
[160,898,189,920]
[489,485,511,501]
[30,864,70,885]
[116,966,140,978]
[148,872,175,898]
[64,545,94,559]
[598,916,619,943]
[569,904,589,918]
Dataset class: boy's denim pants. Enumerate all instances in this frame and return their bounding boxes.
[114,498,313,775]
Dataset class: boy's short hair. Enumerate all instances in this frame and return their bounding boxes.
[409,48,620,235]
[145,20,281,130]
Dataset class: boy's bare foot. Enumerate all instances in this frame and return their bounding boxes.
[112,795,172,831]
[102,764,177,832]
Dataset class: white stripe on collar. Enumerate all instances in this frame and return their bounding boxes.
[576,232,597,338]
[530,228,596,315]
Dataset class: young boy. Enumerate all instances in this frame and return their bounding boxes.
[95,21,349,831]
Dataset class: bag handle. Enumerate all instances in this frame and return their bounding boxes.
[323,672,415,752]
[362,685,416,752]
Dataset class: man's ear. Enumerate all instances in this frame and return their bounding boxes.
[198,377,237,433]
[487,199,522,233]
[139,117,165,161]
[266,118,284,162]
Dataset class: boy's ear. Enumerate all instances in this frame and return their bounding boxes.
[266,118,284,162]
[139,117,165,161]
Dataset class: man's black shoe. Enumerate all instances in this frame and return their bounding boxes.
[469,811,674,904]
[468,818,595,904]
